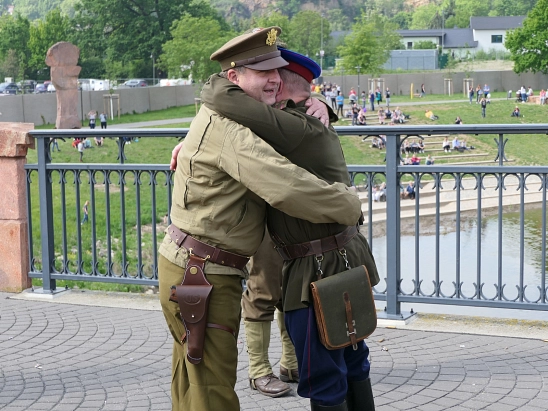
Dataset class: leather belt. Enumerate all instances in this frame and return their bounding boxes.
[168,224,249,270]
[274,225,359,261]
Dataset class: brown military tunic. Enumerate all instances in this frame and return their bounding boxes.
[201,75,380,313]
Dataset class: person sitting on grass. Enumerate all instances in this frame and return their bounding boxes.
[357,109,367,125]
[455,116,463,124]
[426,155,435,165]
[410,153,420,165]
[425,109,439,120]
[511,106,521,117]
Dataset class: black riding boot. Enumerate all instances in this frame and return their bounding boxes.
[310,399,349,411]
[346,378,375,411]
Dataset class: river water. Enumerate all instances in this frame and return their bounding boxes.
[370,208,547,302]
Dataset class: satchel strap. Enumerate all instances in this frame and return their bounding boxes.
[343,291,358,350]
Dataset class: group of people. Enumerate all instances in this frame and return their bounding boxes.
[159,27,378,411]
[516,85,534,102]
[469,84,492,104]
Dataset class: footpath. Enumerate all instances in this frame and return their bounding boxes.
[2,289,548,410]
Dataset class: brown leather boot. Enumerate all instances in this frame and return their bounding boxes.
[250,374,291,398]
[279,365,300,382]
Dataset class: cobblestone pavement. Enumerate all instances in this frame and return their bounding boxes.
[2,292,548,410]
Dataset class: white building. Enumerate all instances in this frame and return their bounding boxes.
[397,16,525,57]
[470,16,524,51]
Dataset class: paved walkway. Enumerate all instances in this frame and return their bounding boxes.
[2,290,548,410]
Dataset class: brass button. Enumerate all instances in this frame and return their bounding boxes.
[231,62,235,67]
[190,267,198,274]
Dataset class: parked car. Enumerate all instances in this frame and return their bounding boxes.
[18,80,36,93]
[124,79,147,87]
[47,83,56,92]
[0,82,20,95]
[34,83,47,94]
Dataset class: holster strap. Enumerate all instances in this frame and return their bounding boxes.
[273,225,359,261]
[168,224,249,269]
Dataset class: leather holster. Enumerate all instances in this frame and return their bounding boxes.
[173,254,213,365]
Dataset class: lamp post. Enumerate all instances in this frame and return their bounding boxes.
[320,0,324,73]
[151,53,155,86]
[355,65,361,97]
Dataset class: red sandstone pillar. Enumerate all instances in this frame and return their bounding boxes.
[0,123,35,292]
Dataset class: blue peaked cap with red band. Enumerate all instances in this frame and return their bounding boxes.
[278,48,321,83]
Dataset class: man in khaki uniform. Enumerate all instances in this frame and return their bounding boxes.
[159,27,363,411]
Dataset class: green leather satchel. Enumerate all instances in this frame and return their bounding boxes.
[310,265,377,350]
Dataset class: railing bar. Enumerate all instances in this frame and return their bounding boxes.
[476,174,482,299]
[60,171,68,274]
[414,173,420,296]
[435,174,441,297]
[26,170,34,273]
[120,171,128,277]
[519,173,525,302]
[75,170,83,275]
[456,173,462,299]
[90,171,97,276]
[542,174,547,304]
[136,171,143,279]
[497,173,504,300]
[367,173,373,247]
[105,173,113,277]
[151,171,158,280]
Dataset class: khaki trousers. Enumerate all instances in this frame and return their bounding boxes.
[242,231,298,377]
[242,232,283,321]
[159,255,242,411]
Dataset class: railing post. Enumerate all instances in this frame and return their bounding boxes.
[0,123,34,292]
[384,132,403,319]
[36,136,56,292]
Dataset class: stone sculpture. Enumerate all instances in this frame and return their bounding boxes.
[46,42,82,129]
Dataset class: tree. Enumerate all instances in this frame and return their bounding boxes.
[491,0,537,17]
[28,10,71,80]
[159,15,234,81]
[337,12,401,76]
[410,4,438,29]
[505,0,548,74]
[253,11,290,42]
[287,11,330,67]
[0,14,31,80]
[72,0,223,79]
[414,41,437,49]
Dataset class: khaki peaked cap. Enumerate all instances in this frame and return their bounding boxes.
[210,27,288,71]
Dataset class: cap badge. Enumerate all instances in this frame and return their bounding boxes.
[266,29,277,46]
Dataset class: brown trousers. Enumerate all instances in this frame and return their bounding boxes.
[159,255,242,411]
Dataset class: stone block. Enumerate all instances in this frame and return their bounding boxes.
[0,122,34,157]
[0,157,27,220]
[0,220,31,292]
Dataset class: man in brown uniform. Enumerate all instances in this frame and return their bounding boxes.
[159,27,363,411]
[200,48,379,411]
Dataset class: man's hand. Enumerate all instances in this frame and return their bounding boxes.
[170,142,184,171]
[304,97,329,127]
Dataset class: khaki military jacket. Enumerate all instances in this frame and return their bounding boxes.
[202,75,380,310]
[160,95,362,275]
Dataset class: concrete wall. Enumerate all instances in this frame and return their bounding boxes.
[384,50,438,71]
[0,84,201,126]
[323,70,548,96]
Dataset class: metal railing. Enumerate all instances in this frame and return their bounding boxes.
[26,125,548,318]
